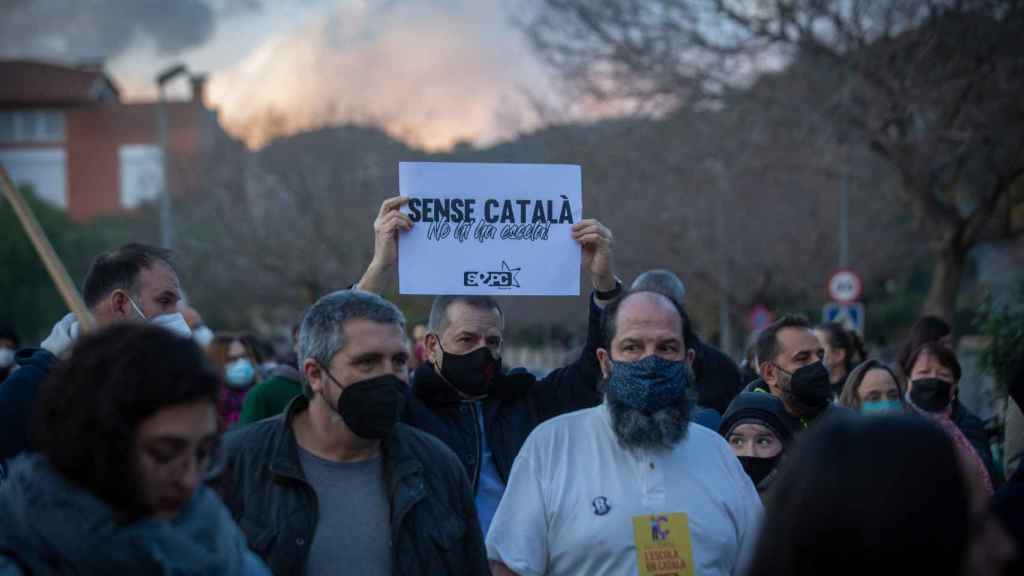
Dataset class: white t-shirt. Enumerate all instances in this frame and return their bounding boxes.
[486,404,762,576]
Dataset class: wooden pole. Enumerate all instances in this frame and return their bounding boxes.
[0,164,94,331]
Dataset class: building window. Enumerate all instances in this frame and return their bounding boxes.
[119,144,164,209]
[0,113,13,141]
[0,110,65,143]
[42,111,65,140]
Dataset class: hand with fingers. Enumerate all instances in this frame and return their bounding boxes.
[571,219,618,296]
[357,196,414,293]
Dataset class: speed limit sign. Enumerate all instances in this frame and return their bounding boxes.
[828,269,862,304]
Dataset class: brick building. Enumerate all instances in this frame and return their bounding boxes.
[0,59,234,221]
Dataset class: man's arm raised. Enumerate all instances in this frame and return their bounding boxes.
[526,219,619,421]
[356,196,413,294]
[572,218,618,303]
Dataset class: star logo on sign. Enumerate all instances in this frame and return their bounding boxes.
[500,261,521,288]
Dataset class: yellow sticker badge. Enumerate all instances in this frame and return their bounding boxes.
[633,513,695,576]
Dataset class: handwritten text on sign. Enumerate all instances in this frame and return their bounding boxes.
[398,162,582,296]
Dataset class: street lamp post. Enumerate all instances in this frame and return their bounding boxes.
[155,63,188,250]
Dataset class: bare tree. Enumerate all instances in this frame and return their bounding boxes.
[523,0,1024,321]
[174,126,415,329]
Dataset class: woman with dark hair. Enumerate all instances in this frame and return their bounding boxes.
[208,332,262,429]
[906,342,994,494]
[838,359,905,414]
[0,323,268,574]
[897,315,954,379]
[814,322,866,398]
[898,315,1002,486]
[719,392,796,494]
[749,415,1016,576]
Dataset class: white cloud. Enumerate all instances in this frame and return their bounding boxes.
[207,0,554,150]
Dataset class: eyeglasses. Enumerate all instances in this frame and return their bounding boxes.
[139,437,220,479]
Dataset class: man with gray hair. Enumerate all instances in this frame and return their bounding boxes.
[357,196,621,537]
[632,269,745,417]
[214,290,488,575]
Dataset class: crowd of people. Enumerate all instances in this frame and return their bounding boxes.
[0,195,1022,575]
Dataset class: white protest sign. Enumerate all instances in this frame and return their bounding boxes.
[398,162,582,296]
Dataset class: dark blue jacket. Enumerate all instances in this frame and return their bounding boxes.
[401,295,604,487]
[0,349,57,464]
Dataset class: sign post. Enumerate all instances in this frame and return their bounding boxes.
[824,268,864,334]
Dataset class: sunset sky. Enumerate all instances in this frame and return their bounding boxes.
[1,0,565,149]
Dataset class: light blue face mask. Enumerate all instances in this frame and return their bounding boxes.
[860,399,903,415]
[606,355,690,413]
[225,358,256,388]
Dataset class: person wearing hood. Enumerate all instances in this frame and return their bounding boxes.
[719,392,795,494]
[0,323,269,575]
[355,196,617,537]
[745,315,841,430]
[0,243,189,464]
[905,341,993,495]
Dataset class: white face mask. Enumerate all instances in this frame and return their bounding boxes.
[193,325,215,348]
[127,296,193,339]
[0,348,14,369]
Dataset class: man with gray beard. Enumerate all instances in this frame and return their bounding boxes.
[487,290,762,576]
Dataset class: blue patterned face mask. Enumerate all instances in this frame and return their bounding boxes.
[861,399,903,415]
[606,355,689,413]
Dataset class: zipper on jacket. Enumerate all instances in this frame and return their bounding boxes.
[469,401,482,491]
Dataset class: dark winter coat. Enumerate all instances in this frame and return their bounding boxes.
[400,295,604,487]
[692,339,744,415]
[212,396,488,576]
[0,349,56,464]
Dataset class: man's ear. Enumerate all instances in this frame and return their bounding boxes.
[760,360,775,386]
[425,332,443,365]
[597,348,613,379]
[685,348,696,366]
[109,289,131,319]
[303,358,325,395]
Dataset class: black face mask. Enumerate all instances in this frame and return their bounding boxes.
[323,369,405,439]
[777,362,832,415]
[738,455,781,487]
[910,378,954,413]
[438,344,501,397]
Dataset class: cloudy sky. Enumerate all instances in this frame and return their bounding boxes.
[1,0,564,149]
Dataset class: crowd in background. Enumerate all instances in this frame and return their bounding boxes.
[0,219,1022,575]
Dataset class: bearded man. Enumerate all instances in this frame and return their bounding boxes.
[486,290,763,576]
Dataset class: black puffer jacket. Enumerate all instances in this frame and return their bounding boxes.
[401,295,604,487]
[212,396,488,576]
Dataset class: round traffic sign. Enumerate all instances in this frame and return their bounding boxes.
[828,269,862,303]
[747,305,775,332]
